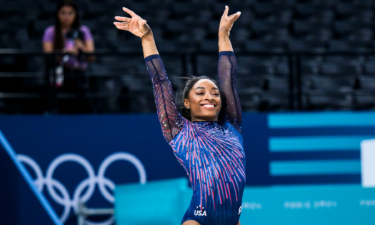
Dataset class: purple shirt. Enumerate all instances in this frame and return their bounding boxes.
[42,25,93,49]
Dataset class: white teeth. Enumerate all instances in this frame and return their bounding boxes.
[202,105,214,109]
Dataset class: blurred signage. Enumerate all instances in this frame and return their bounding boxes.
[361,139,375,187]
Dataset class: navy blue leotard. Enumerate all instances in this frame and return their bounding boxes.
[145,51,246,225]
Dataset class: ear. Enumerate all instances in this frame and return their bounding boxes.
[184,99,190,109]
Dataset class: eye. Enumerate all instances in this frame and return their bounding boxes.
[196,93,204,95]
[212,92,220,96]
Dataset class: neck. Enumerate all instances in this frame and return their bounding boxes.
[61,24,71,30]
[191,116,218,122]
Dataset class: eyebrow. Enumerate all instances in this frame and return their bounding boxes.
[195,87,218,90]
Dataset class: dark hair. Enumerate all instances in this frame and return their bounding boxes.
[176,76,226,123]
[53,0,81,50]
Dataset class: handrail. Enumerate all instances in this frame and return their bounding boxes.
[2,49,375,55]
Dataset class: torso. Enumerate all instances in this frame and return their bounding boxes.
[170,119,246,225]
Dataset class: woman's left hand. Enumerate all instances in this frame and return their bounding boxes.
[219,6,241,36]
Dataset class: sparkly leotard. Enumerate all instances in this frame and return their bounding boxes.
[145,51,246,225]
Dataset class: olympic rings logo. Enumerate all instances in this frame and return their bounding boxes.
[17,152,147,224]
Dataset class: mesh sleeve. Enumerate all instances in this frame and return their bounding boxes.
[218,51,242,133]
[145,54,184,143]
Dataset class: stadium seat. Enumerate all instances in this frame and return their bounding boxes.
[295,3,331,17]
[19,40,41,50]
[244,62,274,76]
[240,94,262,111]
[358,76,375,90]
[293,20,330,36]
[251,20,288,37]
[263,77,289,91]
[320,61,361,75]
[33,20,53,38]
[235,10,253,26]
[304,10,334,24]
[253,2,292,17]
[165,19,185,35]
[288,39,326,52]
[236,78,263,94]
[207,20,220,34]
[301,58,321,75]
[347,28,373,43]
[303,76,354,91]
[259,92,290,111]
[335,3,373,18]
[304,29,333,42]
[196,55,216,76]
[245,40,285,53]
[171,2,193,18]
[334,20,371,38]
[363,61,375,75]
[186,28,208,42]
[303,90,353,110]
[38,0,57,19]
[354,91,375,109]
[0,1,37,16]
[231,28,252,43]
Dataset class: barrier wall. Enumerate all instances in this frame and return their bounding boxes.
[115,179,375,225]
[0,112,374,225]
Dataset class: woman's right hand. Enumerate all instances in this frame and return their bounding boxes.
[114,7,150,38]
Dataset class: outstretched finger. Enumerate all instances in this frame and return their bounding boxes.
[122,7,136,17]
[229,12,241,22]
[222,5,229,18]
[114,22,129,26]
[115,16,131,23]
[114,24,129,31]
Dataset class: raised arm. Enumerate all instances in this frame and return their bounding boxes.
[144,52,184,143]
[114,7,183,142]
[218,6,242,132]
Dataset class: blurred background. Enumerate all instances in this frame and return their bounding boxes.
[1,0,375,113]
[0,0,375,224]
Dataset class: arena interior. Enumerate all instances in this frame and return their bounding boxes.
[0,0,375,225]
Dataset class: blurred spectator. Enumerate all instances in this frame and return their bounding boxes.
[42,0,95,88]
[42,0,95,113]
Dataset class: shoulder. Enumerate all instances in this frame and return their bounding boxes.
[44,26,55,35]
[80,25,93,40]
[80,25,92,33]
[223,121,242,137]
[223,122,244,147]
[43,26,55,42]
[169,117,189,143]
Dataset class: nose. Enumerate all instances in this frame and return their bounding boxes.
[205,93,214,101]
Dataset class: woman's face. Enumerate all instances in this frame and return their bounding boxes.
[58,5,76,28]
[184,79,222,121]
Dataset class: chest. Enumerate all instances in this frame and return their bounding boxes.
[171,122,245,164]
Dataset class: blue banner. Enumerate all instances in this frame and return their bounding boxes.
[0,112,375,224]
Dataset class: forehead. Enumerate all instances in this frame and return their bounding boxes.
[192,79,218,89]
[60,5,75,12]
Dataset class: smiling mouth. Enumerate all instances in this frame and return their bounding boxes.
[201,104,216,109]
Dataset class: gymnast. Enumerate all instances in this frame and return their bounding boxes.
[114,6,245,225]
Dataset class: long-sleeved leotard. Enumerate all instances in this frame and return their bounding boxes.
[145,51,246,225]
